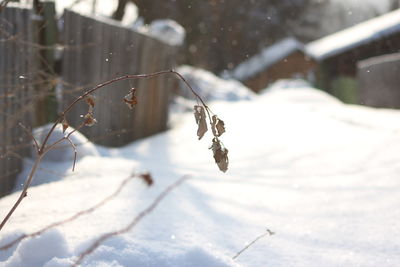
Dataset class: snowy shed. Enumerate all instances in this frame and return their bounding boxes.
[358,52,400,108]
[305,8,400,102]
[226,38,315,92]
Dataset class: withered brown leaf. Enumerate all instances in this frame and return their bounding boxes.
[62,119,69,133]
[211,115,225,137]
[209,137,229,172]
[84,113,97,127]
[123,88,138,109]
[139,172,154,187]
[194,105,208,140]
[85,95,95,108]
[85,95,96,114]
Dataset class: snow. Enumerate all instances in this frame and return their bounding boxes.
[333,0,391,13]
[2,71,400,266]
[3,230,70,267]
[224,38,304,81]
[306,8,400,61]
[147,20,186,47]
[358,52,400,69]
[52,0,138,26]
[31,124,100,162]
[130,19,186,47]
[176,65,256,103]
[13,1,138,26]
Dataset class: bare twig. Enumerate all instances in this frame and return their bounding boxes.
[232,229,275,260]
[0,173,142,251]
[0,0,12,12]
[40,70,206,152]
[0,156,42,231]
[1,69,224,232]
[18,122,40,153]
[64,137,77,171]
[72,175,190,266]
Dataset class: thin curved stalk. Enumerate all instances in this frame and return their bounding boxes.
[0,70,214,233]
[0,155,42,231]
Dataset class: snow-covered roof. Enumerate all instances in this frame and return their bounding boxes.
[306,9,400,61]
[227,37,304,81]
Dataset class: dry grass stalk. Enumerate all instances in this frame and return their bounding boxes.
[0,173,146,251]
[232,229,275,260]
[0,70,229,233]
[72,175,190,266]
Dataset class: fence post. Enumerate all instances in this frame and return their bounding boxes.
[33,0,58,126]
[0,4,35,196]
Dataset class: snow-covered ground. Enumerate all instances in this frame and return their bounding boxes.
[1,72,400,266]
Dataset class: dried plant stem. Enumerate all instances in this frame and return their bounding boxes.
[0,0,12,12]
[72,175,190,266]
[0,70,209,233]
[232,229,275,260]
[40,70,208,151]
[42,122,85,172]
[0,174,139,251]
[18,123,40,153]
[0,155,43,231]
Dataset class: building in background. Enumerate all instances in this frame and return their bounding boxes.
[305,8,400,103]
[223,38,316,93]
[227,9,400,103]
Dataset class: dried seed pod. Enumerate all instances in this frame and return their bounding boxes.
[209,137,229,173]
[194,105,208,140]
[211,115,225,137]
[84,113,97,127]
[123,88,138,109]
[62,118,69,133]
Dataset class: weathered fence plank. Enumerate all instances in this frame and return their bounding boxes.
[33,0,58,125]
[0,4,35,196]
[61,10,178,147]
[0,6,180,196]
[358,53,400,108]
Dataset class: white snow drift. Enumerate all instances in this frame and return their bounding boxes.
[1,74,400,266]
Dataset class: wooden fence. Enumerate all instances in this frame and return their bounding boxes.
[0,6,179,196]
[0,4,36,196]
[358,53,400,108]
[61,10,178,147]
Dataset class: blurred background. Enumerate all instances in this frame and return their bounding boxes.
[52,0,399,73]
[1,0,400,195]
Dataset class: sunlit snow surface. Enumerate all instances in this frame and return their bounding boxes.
[1,77,400,266]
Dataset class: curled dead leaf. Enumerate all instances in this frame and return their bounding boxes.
[85,95,95,114]
[211,115,225,137]
[123,88,138,109]
[62,119,69,133]
[85,95,95,108]
[139,172,154,187]
[194,105,208,140]
[84,113,97,127]
[209,137,229,173]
